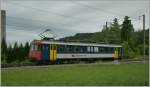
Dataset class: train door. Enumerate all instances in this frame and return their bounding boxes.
[50,44,57,61]
[114,48,118,59]
[41,44,50,60]
[118,48,122,59]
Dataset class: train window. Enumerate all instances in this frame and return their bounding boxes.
[75,46,79,53]
[57,45,65,53]
[105,47,108,53]
[34,44,38,51]
[68,45,74,53]
[37,45,41,51]
[110,47,114,53]
[64,45,69,53]
[64,45,68,53]
[82,46,87,53]
[31,44,41,51]
[57,45,87,53]
[103,47,107,53]
[42,45,45,50]
[91,47,93,53]
[87,46,90,53]
[31,44,34,51]
[73,46,87,53]
[79,46,84,53]
[101,47,114,53]
[99,47,105,53]
[94,47,99,53]
[73,46,77,53]
[98,47,102,53]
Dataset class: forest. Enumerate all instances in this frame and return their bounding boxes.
[1,16,149,64]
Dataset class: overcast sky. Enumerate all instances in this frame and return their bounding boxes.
[1,0,149,45]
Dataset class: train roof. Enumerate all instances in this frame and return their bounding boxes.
[32,40,122,47]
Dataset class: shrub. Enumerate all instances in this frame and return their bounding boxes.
[122,41,137,59]
[29,57,38,63]
[20,59,33,65]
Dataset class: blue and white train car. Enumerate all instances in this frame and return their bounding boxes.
[29,40,122,63]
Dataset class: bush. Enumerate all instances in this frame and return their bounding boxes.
[122,41,137,59]
[10,60,19,65]
[128,48,136,58]
[29,57,38,63]
[20,59,33,65]
[1,59,7,64]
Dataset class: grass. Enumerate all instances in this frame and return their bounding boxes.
[1,63,149,86]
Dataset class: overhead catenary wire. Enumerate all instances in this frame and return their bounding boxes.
[7,24,60,39]
[6,1,144,32]
[7,2,101,25]
[6,16,80,34]
[71,1,143,22]
[8,2,141,25]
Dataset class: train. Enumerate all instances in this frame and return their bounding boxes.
[29,39,122,64]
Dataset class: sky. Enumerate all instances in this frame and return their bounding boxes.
[1,0,149,45]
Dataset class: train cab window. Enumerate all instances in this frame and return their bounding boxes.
[31,44,41,51]
[37,45,41,51]
[34,45,38,51]
[33,44,37,51]
[31,44,34,51]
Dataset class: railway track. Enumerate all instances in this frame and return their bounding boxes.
[1,58,148,68]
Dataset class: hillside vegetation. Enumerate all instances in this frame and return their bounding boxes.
[60,16,149,58]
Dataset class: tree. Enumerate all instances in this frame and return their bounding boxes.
[122,41,136,59]
[102,25,109,43]
[24,42,30,58]
[13,42,19,62]
[121,16,134,43]
[108,18,121,44]
[7,44,13,63]
[18,43,25,62]
[1,38,7,62]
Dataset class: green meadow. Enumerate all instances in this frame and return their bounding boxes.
[1,63,149,86]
